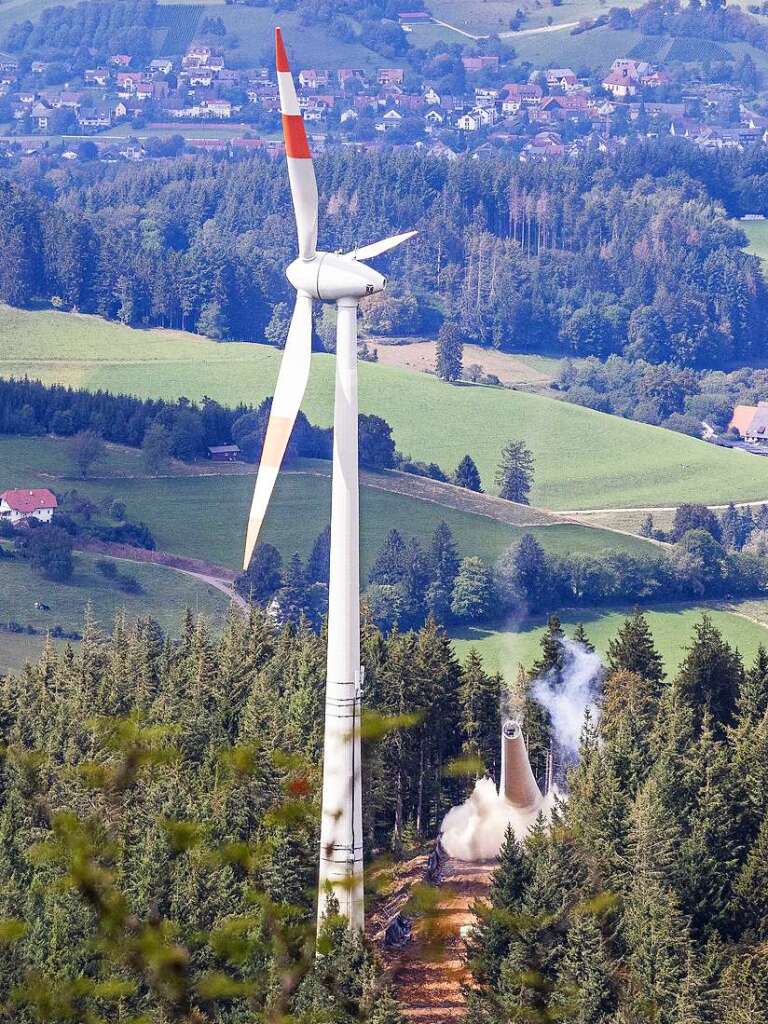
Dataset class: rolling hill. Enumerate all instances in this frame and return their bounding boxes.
[3,305,768,512]
[0,435,655,571]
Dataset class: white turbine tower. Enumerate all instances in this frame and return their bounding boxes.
[242,27,415,933]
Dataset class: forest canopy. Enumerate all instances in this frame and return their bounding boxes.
[2,140,768,367]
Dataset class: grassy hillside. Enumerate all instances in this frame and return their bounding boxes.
[0,545,232,673]
[452,603,768,677]
[509,26,642,70]
[4,306,768,511]
[741,219,768,270]
[0,436,654,571]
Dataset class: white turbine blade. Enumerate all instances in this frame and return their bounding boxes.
[243,291,313,569]
[276,27,318,261]
[345,230,417,262]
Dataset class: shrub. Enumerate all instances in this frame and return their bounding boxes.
[96,558,118,578]
[117,573,142,594]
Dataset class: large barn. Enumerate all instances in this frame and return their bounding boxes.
[729,402,768,444]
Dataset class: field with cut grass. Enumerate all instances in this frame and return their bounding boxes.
[741,218,768,270]
[375,342,565,388]
[507,25,642,69]
[4,306,768,512]
[215,6,382,70]
[429,0,644,35]
[451,603,768,677]
[0,544,232,674]
[0,436,654,571]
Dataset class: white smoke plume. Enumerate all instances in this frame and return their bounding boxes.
[440,777,558,862]
[439,635,602,862]
[531,637,602,758]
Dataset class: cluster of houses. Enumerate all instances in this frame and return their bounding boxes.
[2,42,767,159]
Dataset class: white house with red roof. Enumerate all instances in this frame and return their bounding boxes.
[0,488,58,524]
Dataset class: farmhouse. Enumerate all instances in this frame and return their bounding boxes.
[0,488,58,524]
[729,402,768,443]
[207,444,241,462]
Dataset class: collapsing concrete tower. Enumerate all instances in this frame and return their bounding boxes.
[500,719,542,811]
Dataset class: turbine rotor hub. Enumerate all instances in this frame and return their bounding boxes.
[286,251,387,303]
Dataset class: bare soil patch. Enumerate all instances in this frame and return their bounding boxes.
[372,857,493,1024]
[372,340,561,388]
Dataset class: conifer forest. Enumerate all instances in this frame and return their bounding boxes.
[3,140,768,366]
[0,607,765,1021]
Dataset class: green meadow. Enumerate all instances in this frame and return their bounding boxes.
[0,545,232,674]
[451,604,768,678]
[0,436,653,571]
[3,307,768,512]
[741,218,768,270]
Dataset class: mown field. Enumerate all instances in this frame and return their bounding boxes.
[3,306,768,511]
[429,0,644,34]
[374,342,565,388]
[0,436,654,570]
[451,603,768,677]
[213,6,382,70]
[507,25,642,69]
[0,545,231,674]
[741,218,768,269]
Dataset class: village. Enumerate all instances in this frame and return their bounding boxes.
[0,34,767,164]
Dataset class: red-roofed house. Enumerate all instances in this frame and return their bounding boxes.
[0,488,58,524]
[603,67,639,98]
[462,55,499,73]
[378,68,405,86]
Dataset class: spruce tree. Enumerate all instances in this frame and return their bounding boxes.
[732,813,768,940]
[306,524,331,584]
[674,616,742,734]
[368,528,407,586]
[554,912,617,1023]
[435,320,464,382]
[454,453,483,492]
[495,438,534,504]
[458,650,500,775]
[426,521,460,622]
[606,610,664,689]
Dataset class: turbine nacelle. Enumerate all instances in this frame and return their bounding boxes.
[286,251,387,303]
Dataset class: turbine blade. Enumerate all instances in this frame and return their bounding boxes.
[276,27,318,261]
[346,230,417,261]
[243,291,313,569]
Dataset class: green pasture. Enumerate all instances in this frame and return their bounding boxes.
[429,0,645,34]
[451,604,768,678]
[0,545,232,674]
[0,436,654,571]
[507,26,641,69]
[214,7,382,70]
[0,0,79,38]
[741,219,768,270]
[4,306,768,511]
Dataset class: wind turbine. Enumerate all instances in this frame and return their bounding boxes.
[242,27,415,933]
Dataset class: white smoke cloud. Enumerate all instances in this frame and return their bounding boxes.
[531,638,602,758]
[439,634,602,863]
[440,778,558,861]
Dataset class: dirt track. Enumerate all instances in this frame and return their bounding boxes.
[373,858,494,1024]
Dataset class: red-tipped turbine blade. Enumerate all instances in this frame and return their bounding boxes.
[276,27,318,261]
[242,291,313,569]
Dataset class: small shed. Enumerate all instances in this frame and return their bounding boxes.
[207,444,241,463]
